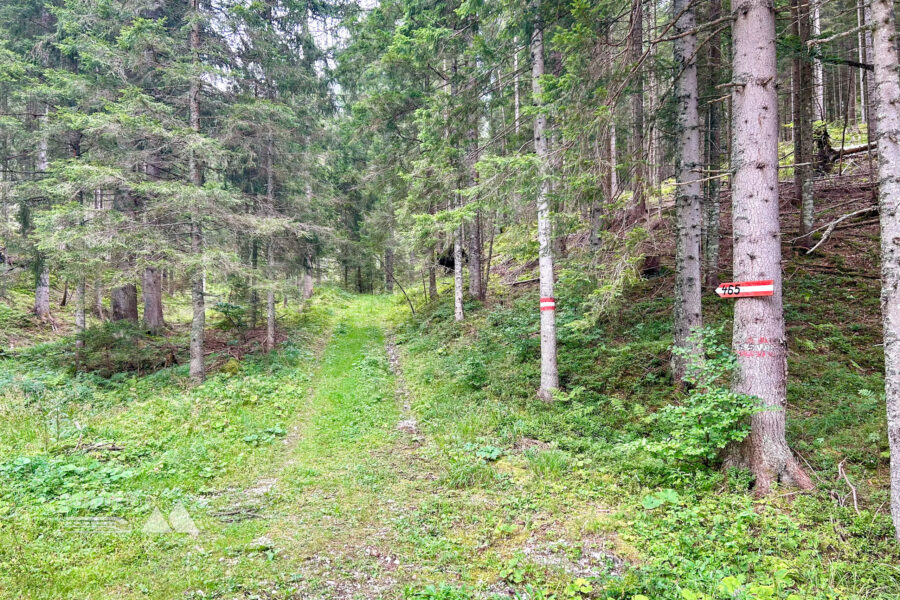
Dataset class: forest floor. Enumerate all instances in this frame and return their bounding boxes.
[2,258,900,599]
[0,291,632,599]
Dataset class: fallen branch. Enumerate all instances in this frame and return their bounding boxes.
[802,206,878,254]
[387,270,416,315]
[808,24,870,47]
[837,459,860,516]
[506,277,540,286]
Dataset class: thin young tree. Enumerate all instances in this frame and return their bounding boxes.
[726,0,813,493]
[869,0,900,541]
[188,0,206,384]
[626,0,646,223]
[792,0,815,250]
[33,106,50,321]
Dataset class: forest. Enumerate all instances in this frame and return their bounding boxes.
[2,0,900,597]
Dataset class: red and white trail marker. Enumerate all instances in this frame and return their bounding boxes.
[715,279,775,299]
[539,297,556,311]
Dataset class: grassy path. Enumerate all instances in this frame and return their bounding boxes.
[4,290,900,598]
[2,292,626,599]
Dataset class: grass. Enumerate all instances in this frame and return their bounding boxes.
[1,257,899,599]
[386,256,899,598]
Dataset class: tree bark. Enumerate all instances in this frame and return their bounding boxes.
[302,269,314,300]
[703,0,723,290]
[513,36,521,135]
[303,248,315,300]
[266,242,276,352]
[75,279,85,354]
[142,267,165,333]
[869,0,900,542]
[454,216,465,322]
[111,284,139,322]
[428,200,438,301]
[451,59,465,323]
[464,44,484,301]
[250,239,259,327]
[188,0,205,384]
[857,0,868,126]
[726,0,813,494]
[672,0,703,381]
[532,0,558,401]
[265,136,277,352]
[813,0,825,120]
[385,246,394,293]
[34,263,50,321]
[33,105,50,322]
[792,0,815,249]
[428,246,437,301]
[610,120,618,198]
[94,280,105,320]
[627,0,646,223]
[863,0,876,141]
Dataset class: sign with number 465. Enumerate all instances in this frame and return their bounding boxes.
[715,280,774,299]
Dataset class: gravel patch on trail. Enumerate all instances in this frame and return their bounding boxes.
[385,336,421,441]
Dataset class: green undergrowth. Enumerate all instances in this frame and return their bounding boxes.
[0,287,355,597]
[1,268,897,599]
[389,263,898,599]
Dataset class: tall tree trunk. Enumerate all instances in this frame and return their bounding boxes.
[34,262,50,321]
[0,89,7,301]
[451,58,465,322]
[869,0,900,542]
[703,0,723,290]
[672,0,703,381]
[726,0,813,494]
[302,270,314,300]
[265,140,276,352]
[94,280,105,320]
[301,248,315,301]
[111,284,139,322]
[812,0,825,119]
[188,0,205,384]
[464,66,484,302]
[610,120,618,197]
[428,246,437,301]
[266,242,276,352]
[454,215,465,322]
[646,0,659,192]
[513,37,520,135]
[627,0,646,223]
[384,246,394,293]
[862,0,877,181]
[250,239,259,327]
[792,0,815,249]
[33,105,50,321]
[863,1,876,136]
[532,0,558,401]
[468,213,483,300]
[857,0,868,126]
[142,267,165,333]
[75,279,85,355]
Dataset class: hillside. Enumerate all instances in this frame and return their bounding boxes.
[1,197,898,598]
